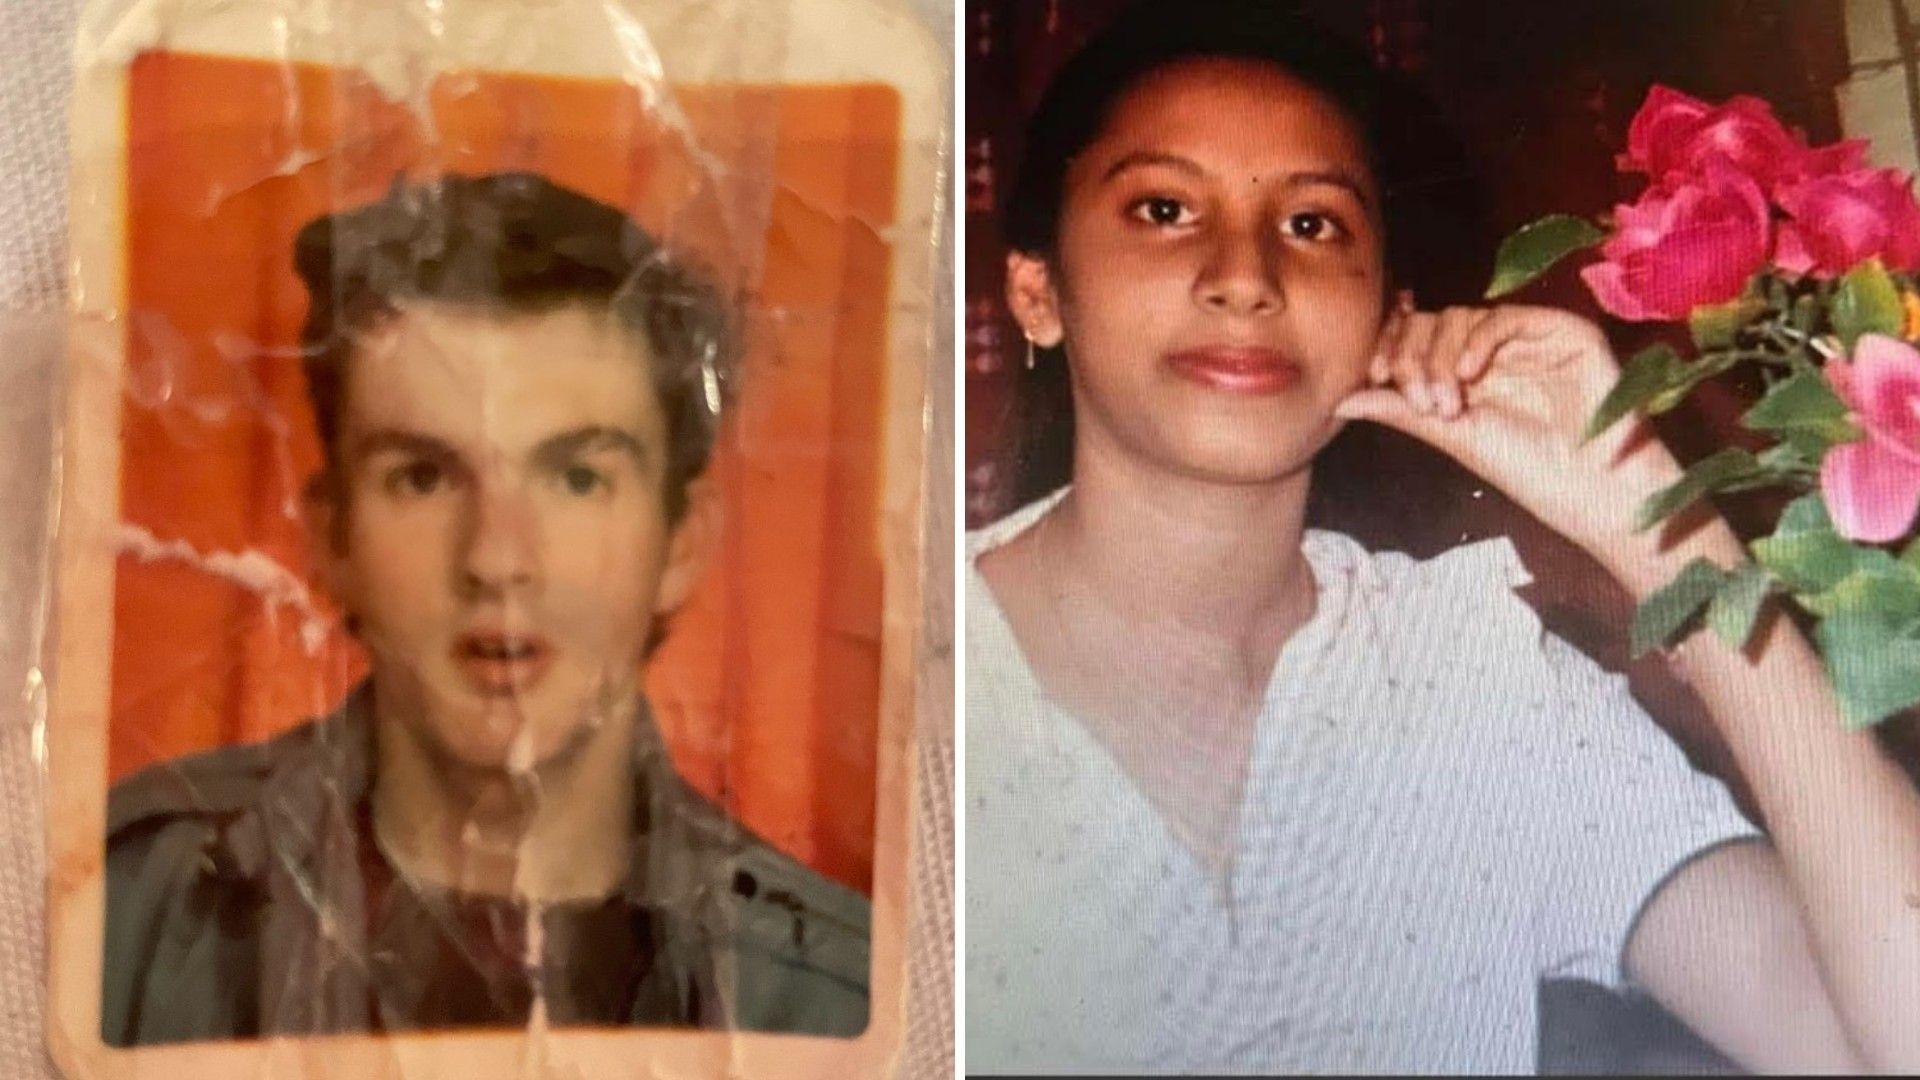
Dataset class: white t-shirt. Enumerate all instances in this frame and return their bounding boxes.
[965,494,1764,1075]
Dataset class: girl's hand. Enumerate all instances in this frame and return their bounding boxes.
[1334,293,1691,568]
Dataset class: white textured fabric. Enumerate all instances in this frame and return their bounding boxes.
[965,495,1762,1075]
[0,313,60,1080]
[0,0,74,315]
[0,6,75,1076]
[0,1,953,1077]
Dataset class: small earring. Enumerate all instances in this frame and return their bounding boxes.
[1024,334,1037,371]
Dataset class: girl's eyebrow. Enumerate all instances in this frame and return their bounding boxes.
[1100,150,1205,182]
[1099,151,1373,210]
[1281,169,1374,210]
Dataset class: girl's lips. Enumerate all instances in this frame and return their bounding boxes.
[1164,346,1303,394]
[452,633,555,696]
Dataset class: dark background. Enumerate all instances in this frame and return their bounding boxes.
[966,0,1919,1071]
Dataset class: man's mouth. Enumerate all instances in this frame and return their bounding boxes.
[452,631,555,695]
[1164,346,1304,395]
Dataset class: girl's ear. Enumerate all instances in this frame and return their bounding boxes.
[1005,250,1067,348]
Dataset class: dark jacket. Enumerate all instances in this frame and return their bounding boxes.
[102,688,869,1045]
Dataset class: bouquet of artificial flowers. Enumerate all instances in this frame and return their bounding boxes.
[1490,85,1920,728]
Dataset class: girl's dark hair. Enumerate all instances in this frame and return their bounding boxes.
[1003,0,1386,260]
[295,171,734,525]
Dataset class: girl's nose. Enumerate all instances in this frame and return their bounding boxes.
[1194,223,1284,317]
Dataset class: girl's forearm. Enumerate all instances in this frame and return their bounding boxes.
[1599,518,1920,1071]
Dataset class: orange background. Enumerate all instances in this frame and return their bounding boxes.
[112,52,897,891]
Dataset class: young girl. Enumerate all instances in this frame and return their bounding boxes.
[966,3,1920,1072]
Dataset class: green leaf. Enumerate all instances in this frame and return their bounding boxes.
[1766,482,1920,726]
[1630,558,1727,657]
[1780,427,1840,465]
[1634,448,1762,531]
[1814,610,1920,728]
[1755,441,1817,475]
[1752,494,1859,593]
[1689,295,1767,350]
[1645,352,1742,415]
[1901,534,1920,573]
[1585,344,1682,442]
[1485,214,1606,299]
[1780,490,1835,532]
[1741,370,1859,444]
[1743,369,1847,429]
[1832,258,1904,350]
[1705,562,1772,648]
[1800,553,1920,621]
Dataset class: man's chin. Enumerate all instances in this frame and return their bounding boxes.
[389,667,635,773]
[418,694,593,775]
[425,724,569,777]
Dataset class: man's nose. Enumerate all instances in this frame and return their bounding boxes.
[1194,219,1285,317]
[458,479,541,597]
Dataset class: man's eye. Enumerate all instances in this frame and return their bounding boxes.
[1129,196,1196,227]
[1284,211,1345,242]
[385,460,447,497]
[560,464,609,496]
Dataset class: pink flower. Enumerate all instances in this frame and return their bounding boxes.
[1619,85,1868,196]
[1581,158,1772,322]
[1775,167,1920,278]
[1821,334,1920,542]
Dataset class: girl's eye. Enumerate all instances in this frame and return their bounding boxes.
[560,464,608,496]
[1284,211,1345,242]
[1130,196,1197,227]
[386,460,447,498]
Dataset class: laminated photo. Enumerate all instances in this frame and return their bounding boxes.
[46,1,944,1076]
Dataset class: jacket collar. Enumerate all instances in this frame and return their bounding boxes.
[245,682,707,1033]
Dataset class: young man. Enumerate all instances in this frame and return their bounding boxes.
[102,173,869,1044]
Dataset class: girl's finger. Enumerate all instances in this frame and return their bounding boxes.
[1392,311,1439,414]
[1372,306,1410,384]
[1457,307,1537,381]
[1426,308,1487,419]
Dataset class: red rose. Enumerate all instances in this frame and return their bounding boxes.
[1619,85,1867,197]
[1776,167,1920,278]
[1581,158,1772,322]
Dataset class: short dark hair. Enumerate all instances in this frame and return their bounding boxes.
[294,172,733,523]
[1003,0,1385,260]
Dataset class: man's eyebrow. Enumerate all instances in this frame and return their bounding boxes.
[349,429,459,461]
[530,425,650,466]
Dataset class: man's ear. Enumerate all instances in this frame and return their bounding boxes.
[655,476,719,616]
[303,476,355,613]
[1005,250,1067,349]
